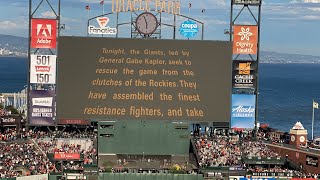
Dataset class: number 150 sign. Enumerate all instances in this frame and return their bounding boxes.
[30,55,56,84]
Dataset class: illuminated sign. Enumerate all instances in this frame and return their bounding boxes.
[31,19,57,49]
[88,17,117,35]
[232,61,256,88]
[57,37,232,122]
[180,20,198,38]
[30,55,56,84]
[233,25,258,54]
[54,153,80,160]
[29,90,55,125]
[231,94,255,129]
[112,0,181,15]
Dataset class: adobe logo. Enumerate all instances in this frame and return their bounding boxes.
[37,24,52,37]
[31,19,57,49]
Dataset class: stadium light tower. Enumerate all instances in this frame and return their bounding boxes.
[229,0,262,134]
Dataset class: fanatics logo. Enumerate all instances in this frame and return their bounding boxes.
[31,19,57,49]
[97,17,110,28]
[88,17,117,35]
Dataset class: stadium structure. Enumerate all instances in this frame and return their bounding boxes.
[0,0,319,180]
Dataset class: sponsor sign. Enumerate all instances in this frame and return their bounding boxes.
[240,178,275,180]
[233,0,261,5]
[1,115,21,126]
[88,17,117,35]
[231,94,255,129]
[180,20,198,38]
[17,174,48,180]
[230,176,244,180]
[59,119,90,125]
[233,61,256,88]
[233,25,258,54]
[29,90,55,125]
[31,19,57,49]
[306,155,318,167]
[30,55,56,84]
[54,153,80,160]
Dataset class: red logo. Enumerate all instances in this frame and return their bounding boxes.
[35,66,51,72]
[31,19,57,49]
[54,153,80,160]
[97,17,110,28]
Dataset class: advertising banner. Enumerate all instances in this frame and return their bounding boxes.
[180,20,199,38]
[233,25,258,54]
[88,17,117,35]
[231,94,255,129]
[31,19,57,49]
[54,153,80,160]
[306,155,318,167]
[232,61,256,88]
[59,119,90,125]
[29,90,55,125]
[1,115,21,126]
[240,178,276,180]
[17,174,48,180]
[30,55,56,84]
[229,176,245,180]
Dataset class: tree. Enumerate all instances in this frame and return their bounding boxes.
[5,105,19,114]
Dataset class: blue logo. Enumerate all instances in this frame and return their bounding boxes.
[179,20,198,38]
[231,94,256,129]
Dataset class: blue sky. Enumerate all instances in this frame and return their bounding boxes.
[0,0,320,55]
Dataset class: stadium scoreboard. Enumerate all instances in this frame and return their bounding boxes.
[57,37,232,122]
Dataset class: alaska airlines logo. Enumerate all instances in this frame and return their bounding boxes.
[232,106,255,117]
[232,106,255,113]
[237,27,253,41]
[37,24,52,37]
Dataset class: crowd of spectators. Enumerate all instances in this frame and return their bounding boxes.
[242,141,280,158]
[0,127,97,178]
[0,128,18,141]
[0,140,56,178]
[194,134,242,167]
[193,129,282,168]
[35,138,97,165]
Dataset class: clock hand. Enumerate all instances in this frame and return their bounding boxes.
[143,16,148,29]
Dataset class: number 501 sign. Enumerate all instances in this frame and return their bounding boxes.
[30,55,56,84]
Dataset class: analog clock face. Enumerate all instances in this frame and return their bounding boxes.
[299,136,305,143]
[136,12,158,35]
[291,135,295,142]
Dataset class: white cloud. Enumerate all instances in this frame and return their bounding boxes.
[0,21,18,30]
[308,7,320,11]
[290,0,320,3]
[304,0,320,3]
[41,11,56,18]
[301,15,320,20]
[80,0,111,4]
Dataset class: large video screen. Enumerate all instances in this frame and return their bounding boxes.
[57,37,232,122]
